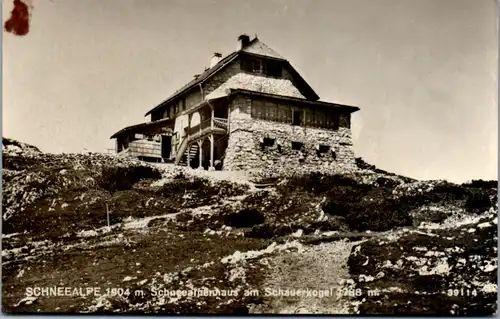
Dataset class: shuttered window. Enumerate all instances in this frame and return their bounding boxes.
[265,101,277,121]
[252,99,265,119]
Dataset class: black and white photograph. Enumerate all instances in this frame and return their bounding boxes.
[2,0,498,315]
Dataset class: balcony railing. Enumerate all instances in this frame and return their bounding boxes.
[213,117,228,130]
[185,117,228,141]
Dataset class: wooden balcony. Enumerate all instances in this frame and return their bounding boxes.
[185,117,228,142]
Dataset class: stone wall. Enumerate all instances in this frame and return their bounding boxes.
[223,96,356,172]
[202,58,309,99]
[203,59,241,96]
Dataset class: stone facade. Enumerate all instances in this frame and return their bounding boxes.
[203,60,241,96]
[223,95,356,171]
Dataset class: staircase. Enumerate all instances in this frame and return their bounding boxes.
[177,143,199,167]
[174,117,229,167]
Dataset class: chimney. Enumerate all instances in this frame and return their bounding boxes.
[237,34,250,50]
[210,52,222,68]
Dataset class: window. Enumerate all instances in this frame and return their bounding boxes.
[315,109,326,128]
[277,104,288,123]
[334,114,341,130]
[282,104,292,123]
[179,99,185,112]
[251,59,261,72]
[326,110,340,130]
[292,109,303,126]
[242,58,262,73]
[252,99,265,119]
[318,145,330,153]
[304,109,313,127]
[265,60,282,77]
[265,101,277,121]
[291,141,303,151]
[261,137,275,147]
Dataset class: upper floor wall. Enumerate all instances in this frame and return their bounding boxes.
[229,94,351,131]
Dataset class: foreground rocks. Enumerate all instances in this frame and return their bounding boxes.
[348,207,498,315]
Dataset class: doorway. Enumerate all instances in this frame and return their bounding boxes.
[161,135,172,159]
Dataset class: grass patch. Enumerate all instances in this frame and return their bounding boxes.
[277,172,359,195]
[2,228,270,313]
[156,176,249,208]
[461,179,498,189]
[465,192,493,214]
[98,166,162,192]
[223,209,265,228]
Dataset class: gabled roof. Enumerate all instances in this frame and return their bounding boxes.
[144,37,320,117]
[240,38,284,59]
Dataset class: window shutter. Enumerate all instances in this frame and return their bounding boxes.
[264,101,273,120]
[304,108,312,127]
[256,99,264,119]
[286,105,292,123]
[333,112,340,130]
[262,60,268,75]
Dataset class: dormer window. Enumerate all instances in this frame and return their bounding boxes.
[251,59,261,72]
[242,58,282,78]
[241,58,262,74]
[265,60,282,77]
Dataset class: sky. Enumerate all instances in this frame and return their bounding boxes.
[3,0,498,183]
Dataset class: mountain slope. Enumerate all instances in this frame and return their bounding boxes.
[2,138,497,315]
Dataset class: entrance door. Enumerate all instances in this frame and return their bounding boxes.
[161,135,172,159]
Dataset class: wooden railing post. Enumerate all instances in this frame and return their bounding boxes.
[197,140,203,169]
[211,108,214,130]
[209,134,214,170]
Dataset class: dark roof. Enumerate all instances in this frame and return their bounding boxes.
[144,52,239,117]
[144,38,320,117]
[110,118,174,139]
[228,89,360,113]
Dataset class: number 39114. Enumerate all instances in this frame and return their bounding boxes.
[447,288,477,297]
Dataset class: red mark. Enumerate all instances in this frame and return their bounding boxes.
[4,0,31,36]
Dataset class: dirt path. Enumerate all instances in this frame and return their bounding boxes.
[250,239,360,314]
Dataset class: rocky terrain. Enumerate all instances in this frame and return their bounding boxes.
[2,137,498,315]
